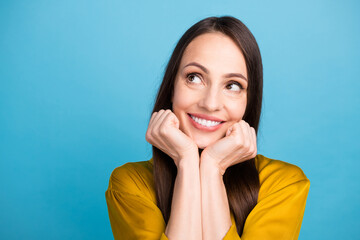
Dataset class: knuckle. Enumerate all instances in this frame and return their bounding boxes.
[159,126,167,136]
[251,127,256,134]
[151,127,159,137]
[249,145,255,153]
[250,147,257,156]
[145,132,152,142]
[251,145,257,156]
[151,112,158,118]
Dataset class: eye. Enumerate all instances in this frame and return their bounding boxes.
[226,81,243,92]
[186,73,202,84]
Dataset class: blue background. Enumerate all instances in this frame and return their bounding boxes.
[1,0,359,239]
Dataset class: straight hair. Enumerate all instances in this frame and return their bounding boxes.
[151,16,263,236]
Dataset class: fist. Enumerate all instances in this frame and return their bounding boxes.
[201,120,257,175]
[145,109,198,168]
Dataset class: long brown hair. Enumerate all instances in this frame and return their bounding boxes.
[151,16,263,236]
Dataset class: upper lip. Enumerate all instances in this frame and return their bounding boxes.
[188,113,225,122]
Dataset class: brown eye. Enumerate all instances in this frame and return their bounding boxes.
[226,82,243,92]
[187,73,202,84]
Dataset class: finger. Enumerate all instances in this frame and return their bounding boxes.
[150,111,171,149]
[151,109,167,129]
[226,122,237,137]
[154,109,172,129]
[156,110,174,133]
[159,111,180,138]
[247,126,256,156]
[148,111,159,127]
[148,110,165,139]
[153,110,172,138]
[150,109,165,126]
[226,120,240,137]
[226,125,233,137]
[251,127,257,155]
[245,122,254,146]
[238,121,256,160]
[146,111,159,141]
[230,122,245,146]
[167,111,180,129]
[250,127,256,146]
[155,111,183,159]
[239,121,251,148]
[243,122,257,158]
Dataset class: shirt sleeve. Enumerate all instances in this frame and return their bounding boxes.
[105,188,169,240]
[105,164,169,240]
[223,170,310,239]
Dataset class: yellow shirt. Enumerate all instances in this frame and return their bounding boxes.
[105,154,310,240]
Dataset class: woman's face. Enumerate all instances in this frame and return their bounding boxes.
[172,32,248,149]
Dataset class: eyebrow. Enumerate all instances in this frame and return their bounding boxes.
[182,62,248,82]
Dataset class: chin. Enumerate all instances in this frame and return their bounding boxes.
[196,142,207,150]
[194,137,217,150]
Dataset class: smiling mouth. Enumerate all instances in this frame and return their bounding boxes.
[188,114,224,127]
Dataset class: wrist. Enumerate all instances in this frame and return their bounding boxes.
[200,155,226,176]
[177,153,200,170]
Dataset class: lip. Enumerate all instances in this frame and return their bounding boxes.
[188,113,225,122]
[187,113,225,132]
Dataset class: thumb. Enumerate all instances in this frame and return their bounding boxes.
[169,112,180,129]
[226,122,241,137]
[226,127,232,137]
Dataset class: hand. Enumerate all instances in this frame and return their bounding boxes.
[145,109,198,168]
[200,120,257,175]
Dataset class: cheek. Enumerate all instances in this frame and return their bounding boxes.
[227,100,247,121]
[172,86,194,112]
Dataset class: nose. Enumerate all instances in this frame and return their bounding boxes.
[198,87,223,112]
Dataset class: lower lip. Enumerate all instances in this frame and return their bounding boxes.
[187,114,224,132]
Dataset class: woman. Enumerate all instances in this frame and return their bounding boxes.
[105,16,310,240]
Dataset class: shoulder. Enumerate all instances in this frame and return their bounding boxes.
[255,154,310,200]
[107,159,154,197]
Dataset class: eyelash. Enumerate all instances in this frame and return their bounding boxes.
[186,73,201,84]
[185,73,244,91]
[226,81,244,91]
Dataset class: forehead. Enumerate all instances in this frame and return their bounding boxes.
[179,32,247,78]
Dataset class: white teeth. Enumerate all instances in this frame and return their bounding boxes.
[190,115,221,127]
